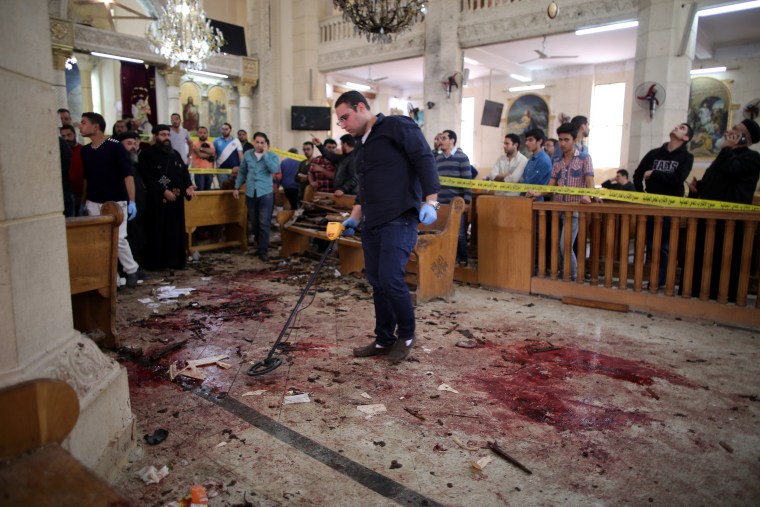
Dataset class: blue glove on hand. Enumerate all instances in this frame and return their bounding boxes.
[127,201,137,221]
[419,203,437,225]
[342,217,359,236]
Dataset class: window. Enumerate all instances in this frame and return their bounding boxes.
[460,96,475,163]
[589,82,626,169]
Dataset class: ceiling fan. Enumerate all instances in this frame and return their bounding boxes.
[365,64,388,83]
[519,36,579,64]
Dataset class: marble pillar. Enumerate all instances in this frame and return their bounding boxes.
[51,47,70,110]
[237,80,255,136]
[76,54,96,114]
[1,1,135,481]
[628,0,695,170]
[161,67,183,119]
[423,0,463,143]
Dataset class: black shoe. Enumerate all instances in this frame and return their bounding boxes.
[125,272,138,288]
[259,252,269,262]
[388,336,416,364]
[353,343,390,357]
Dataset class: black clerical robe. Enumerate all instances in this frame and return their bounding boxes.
[138,144,193,270]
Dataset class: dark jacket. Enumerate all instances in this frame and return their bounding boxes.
[601,179,635,191]
[317,144,358,195]
[354,114,440,229]
[693,146,760,204]
[633,142,693,196]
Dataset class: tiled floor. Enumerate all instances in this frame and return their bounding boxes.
[111,250,760,506]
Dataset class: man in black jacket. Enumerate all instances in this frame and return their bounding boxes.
[336,91,440,364]
[311,134,358,196]
[682,119,760,300]
[633,123,694,288]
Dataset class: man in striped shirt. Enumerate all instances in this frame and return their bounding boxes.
[527,122,596,280]
[435,129,472,265]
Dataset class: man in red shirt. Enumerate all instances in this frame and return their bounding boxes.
[60,125,85,215]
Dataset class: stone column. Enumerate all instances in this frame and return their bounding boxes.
[160,67,183,118]
[1,1,134,480]
[49,17,74,111]
[228,91,239,132]
[236,80,256,135]
[76,54,96,114]
[627,0,695,170]
[423,0,463,142]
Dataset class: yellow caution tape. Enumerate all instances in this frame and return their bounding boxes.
[269,147,306,162]
[439,177,760,212]
[189,168,232,174]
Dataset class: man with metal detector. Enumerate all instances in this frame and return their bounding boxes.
[336,90,440,364]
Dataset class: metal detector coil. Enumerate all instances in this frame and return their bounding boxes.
[247,222,346,376]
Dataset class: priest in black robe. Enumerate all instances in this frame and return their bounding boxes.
[138,124,195,270]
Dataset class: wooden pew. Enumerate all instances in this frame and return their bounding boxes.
[0,379,134,506]
[405,197,465,302]
[66,201,121,349]
[278,193,464,302]
[184,189,248,254]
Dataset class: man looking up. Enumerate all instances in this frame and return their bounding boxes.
[214,122,243,188]
[490,133,528,196]
[337,91,439,364]
[526,122,596,281]
[79,112,140,287]
[169,113,192,166]
[633,123,694,289]
[435,129,472,265]
[191,126,216,191]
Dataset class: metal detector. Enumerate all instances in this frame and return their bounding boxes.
[247,222,346,376]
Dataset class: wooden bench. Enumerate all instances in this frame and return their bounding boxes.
[66,201,121,349]
[184,189,248,254]
[0,379,133,506]
[278,193,464,302]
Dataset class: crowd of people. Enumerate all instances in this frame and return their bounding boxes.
[56,103,760,302]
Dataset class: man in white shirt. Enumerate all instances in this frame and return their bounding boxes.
[489,133,528,196]
[169,113,193,165]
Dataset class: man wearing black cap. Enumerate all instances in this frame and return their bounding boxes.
[138,124,195,270]
[683,119,760,300]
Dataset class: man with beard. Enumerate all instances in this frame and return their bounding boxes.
[138,124,195,270]
[214,122,243,188]
[118,131,148,266]
[190,126,216,190]
[60,124,85,214]
[490,133,528,196]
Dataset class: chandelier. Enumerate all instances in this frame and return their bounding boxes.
[146,0,225,70]
[333,0,426,44]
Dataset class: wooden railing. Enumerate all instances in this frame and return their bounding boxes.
[475,196,760,328]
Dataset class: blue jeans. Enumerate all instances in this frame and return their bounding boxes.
[246,192,274,256]
[560,211,579,280]
[194,174,212,190]
[361,213,418,346]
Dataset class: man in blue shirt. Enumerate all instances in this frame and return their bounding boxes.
[521,128,553,198]
[233,132,280,261]
[337,91,440,364]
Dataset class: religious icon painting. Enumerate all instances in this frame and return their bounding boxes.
[687,76,733,159]
[207,86,229,138]
[506,93,550,156]
[180,81,201,136]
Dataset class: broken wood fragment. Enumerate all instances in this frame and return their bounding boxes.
[487,441,532,475]
[168,362,178,381]
[645,387,660,400]
[451,436,479,451]
[469,456,493,471]
[719,441,734,453]
[404,407,426,421]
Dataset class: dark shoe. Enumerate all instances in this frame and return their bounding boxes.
[259,252,269,262]
[388,336,416,364]
[353,342,390,357]
[125,272,139,288]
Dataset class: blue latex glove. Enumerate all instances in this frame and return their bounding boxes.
[342,217,359,236]
[127,201,137,221]
[419,203,437,225]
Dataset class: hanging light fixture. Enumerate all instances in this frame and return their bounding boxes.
[146,0,225,70]
[333,0,426,44]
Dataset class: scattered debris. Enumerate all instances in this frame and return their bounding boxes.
[719,441,734,453]
[404,407,426,421]
[433,443,448,452]
[487,441,532,475]
[444,323,459,335]
[738,394,758,402]
[357,404,387,418]
[446,412,479,420]
[314,366,341,376]
[438,383,459,394]
[143,428,169,445]
[469,456,493,471]
[283,393,311,404]
[175,354,231,380]
[451,436,479,451]
[455,340,478,349]
[242,390,267,396]
[645,387,660,400]
[169,362,179,381]
[215,441,228,448]
[137,465,169,484]
[156,286,196,300]
[389,460,402,469]
[373,440,386,447]
[360,392,372,399]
